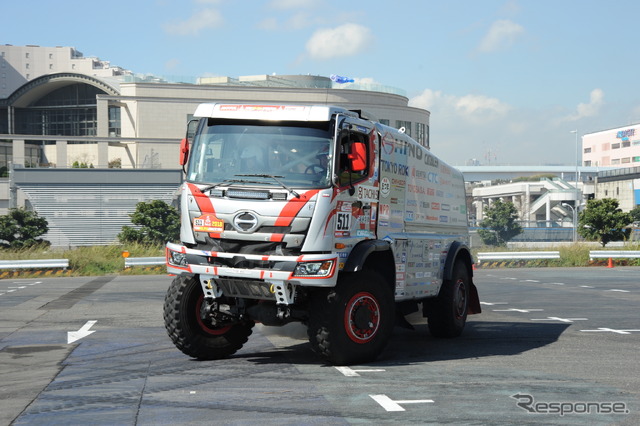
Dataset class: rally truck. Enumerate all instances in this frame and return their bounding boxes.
[164,103,480,365]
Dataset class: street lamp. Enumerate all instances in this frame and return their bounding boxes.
[561,202,577,243]
[569,129,582,225]
[570,129,580,191]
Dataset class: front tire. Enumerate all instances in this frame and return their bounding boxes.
[307,271,395,365]
[427,260,469,338]
[163,275,254,360]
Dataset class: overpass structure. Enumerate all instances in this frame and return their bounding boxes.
[457,165,611,183]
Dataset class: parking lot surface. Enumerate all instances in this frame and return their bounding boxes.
[1,267,638,425]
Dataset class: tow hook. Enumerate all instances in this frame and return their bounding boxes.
[276,306,290,320]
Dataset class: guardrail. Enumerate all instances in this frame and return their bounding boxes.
[0,259,69,270]
[124,257,165,268]
[476,251,561,263]
[589,250,640,260]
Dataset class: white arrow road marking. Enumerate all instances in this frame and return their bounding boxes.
[67,320,97,344]
[335,366,386,377]
[370,394,434,412]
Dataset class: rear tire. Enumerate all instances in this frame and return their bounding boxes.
[307,271,395,365]
[427,260,469,338]
[163,275,254,360]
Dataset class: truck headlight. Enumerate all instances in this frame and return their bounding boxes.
[168,250,188,267]
[293,260,334,277]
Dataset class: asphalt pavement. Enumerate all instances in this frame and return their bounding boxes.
[0,267,638,425]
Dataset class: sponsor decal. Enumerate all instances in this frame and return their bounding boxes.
[380,159,409,176]
[193,213,224,233]
[380,177,391,197]
[357,185,379,202]
[382,133,395,155]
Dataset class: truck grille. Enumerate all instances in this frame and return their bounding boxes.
[216,278,276,300]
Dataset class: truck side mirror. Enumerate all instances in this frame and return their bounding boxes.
[179,138,189,166]
[348,141,366,172]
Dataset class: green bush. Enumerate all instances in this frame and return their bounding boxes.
[0,208,50,249]
[118,200,180,245]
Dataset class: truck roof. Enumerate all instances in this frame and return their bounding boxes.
[193,103,356,122]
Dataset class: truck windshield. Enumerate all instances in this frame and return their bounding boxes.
[187,121,333,189]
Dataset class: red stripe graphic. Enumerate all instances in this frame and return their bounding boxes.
[274,190,319,226]
[187,183,221,238]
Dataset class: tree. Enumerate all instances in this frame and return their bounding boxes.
[118,200,180,245]
[477,199,523,246]
[0,208,49,249]
[578,198,633,247]
[630,205,640,223]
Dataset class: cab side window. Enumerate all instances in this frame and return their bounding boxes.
[338,131,369,187]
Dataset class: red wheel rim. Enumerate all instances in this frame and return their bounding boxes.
[344,292,380,343]
[196,294,232,336]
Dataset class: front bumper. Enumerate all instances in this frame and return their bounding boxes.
[166,242,339,290]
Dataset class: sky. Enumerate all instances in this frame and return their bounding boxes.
[4,0,640,166]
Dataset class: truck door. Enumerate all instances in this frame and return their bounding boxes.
[332,117,379,251]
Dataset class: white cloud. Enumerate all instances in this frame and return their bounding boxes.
[164,58,180,70]
[565,88,604,121]
[305,23,372,60]
[409,89,511,123]
[268,0,316,10]
[259,12,313,31]
[164,8,223,36]
[258,17,279,31]
[477,19,524,53]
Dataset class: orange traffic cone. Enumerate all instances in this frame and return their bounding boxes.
[607,258,614,268]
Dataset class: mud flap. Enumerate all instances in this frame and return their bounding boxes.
[468,281,482,315]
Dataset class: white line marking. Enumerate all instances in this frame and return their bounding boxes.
[580,285,595,288]
[531,317,588,323]
[608,289,630,293]
[581,328,640,335]
[335,366,386,377]
[370,394,434,412]
[480,302,508,306]
[493,308,543,313]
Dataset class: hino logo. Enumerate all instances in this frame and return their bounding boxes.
[233,211,259,233]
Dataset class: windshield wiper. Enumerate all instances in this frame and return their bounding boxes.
[199,178,261,193]
[236,174,300,198]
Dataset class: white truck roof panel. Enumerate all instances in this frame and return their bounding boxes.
[194,103,350,121]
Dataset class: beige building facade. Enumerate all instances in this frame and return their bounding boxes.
[0,45,430,215]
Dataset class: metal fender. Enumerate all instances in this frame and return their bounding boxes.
[342,239,395,292]
[443,241,481,315]
[343,239,392,272]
